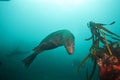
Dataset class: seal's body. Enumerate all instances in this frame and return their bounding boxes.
[23,29,75,68]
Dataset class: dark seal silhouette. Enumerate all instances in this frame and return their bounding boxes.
[23,29,75,68]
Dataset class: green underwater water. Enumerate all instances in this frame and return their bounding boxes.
[0,0,120,80]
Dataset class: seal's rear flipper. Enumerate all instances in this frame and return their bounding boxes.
[22,53,37,68]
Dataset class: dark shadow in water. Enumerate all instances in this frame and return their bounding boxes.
[0,61,2,66]
[72,58,81,67]
[6,46,30,57]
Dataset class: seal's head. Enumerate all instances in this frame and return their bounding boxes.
[64,35,75,55]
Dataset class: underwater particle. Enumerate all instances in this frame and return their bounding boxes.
[23,29,75,68]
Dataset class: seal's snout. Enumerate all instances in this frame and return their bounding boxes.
[66,43,74,55]
[68,47,74,55]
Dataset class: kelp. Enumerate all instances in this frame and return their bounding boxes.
[100,30,113,55]
[78,21,120,80]
[78,53,91,72]
[89,60,97,80]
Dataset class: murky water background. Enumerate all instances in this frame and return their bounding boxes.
[0,0,120,80]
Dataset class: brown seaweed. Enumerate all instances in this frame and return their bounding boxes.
[78,21,120,80]
[78,53,91,72]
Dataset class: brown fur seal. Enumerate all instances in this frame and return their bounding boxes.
[23,29,75,68]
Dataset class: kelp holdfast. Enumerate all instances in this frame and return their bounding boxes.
[97,51,120,80]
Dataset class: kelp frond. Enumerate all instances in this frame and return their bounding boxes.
[97,24,120,38]
[101,30,113,55]
[78,53,91,72]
